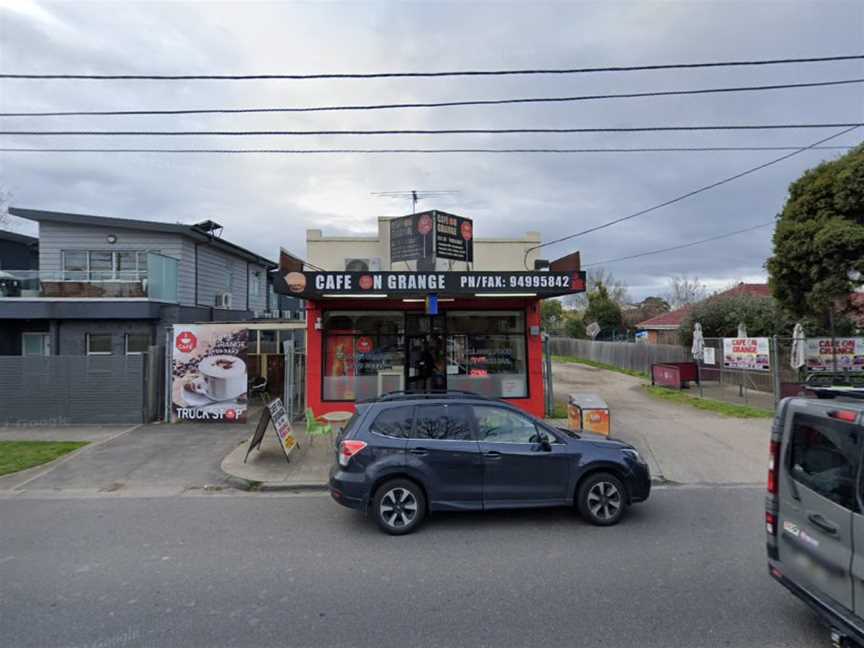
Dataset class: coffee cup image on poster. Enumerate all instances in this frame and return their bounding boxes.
[171,325,249,422]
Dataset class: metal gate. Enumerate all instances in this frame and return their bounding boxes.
[283,338,307,421]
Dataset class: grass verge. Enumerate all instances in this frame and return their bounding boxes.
[546,402,569,419]
[642,385,773,418]
[552,355,648,379]
[0,441,88,477]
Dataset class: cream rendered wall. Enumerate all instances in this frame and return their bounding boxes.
[306,217,542,271]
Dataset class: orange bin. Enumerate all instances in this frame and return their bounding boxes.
[567,392,611,436]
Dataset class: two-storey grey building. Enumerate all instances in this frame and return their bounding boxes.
[0,207,279,356]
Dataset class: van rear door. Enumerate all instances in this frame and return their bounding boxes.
[778,409,859,612]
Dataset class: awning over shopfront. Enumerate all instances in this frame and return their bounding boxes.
[272,270,587,299]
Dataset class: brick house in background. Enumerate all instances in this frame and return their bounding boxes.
[636,283,771,345]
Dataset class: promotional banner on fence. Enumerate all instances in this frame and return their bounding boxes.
[723,337,771,371]
[806,337,864,372]
[172,325,249,423]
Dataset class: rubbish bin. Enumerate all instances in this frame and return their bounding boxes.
[567,392,611,436]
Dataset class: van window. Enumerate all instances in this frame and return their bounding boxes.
[370,406,414,439]
[788,413,861,511]
[413,404,473,441]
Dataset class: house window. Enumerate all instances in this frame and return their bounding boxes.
[62,250,152,280]
[125,334,150,355]
[86,333,113,355]
[22,333,49,356]
[250,271,262,298]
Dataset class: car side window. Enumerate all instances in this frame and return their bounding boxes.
[370,406,414,439]
[474,406,542,443]
[413,404,474,441]
[789,413,861,511]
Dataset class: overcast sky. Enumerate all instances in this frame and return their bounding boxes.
[1,0,862,300]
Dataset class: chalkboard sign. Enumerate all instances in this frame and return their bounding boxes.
[244,398,297,464]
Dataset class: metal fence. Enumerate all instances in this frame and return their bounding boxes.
[0,355,147,425]
[694,337,803,411]
[548,336,689,375]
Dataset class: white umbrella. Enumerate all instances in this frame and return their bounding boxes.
[737,322,748,338]
[691,322,705,361]
[790,322,806,370]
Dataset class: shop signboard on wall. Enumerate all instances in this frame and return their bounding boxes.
[806,337,864,372]
[171,324,249,423]
[722,337,770,371]
[390,213,432,262]
[274,270,586,298]
[389,211,473,263]
[434,212,474,262]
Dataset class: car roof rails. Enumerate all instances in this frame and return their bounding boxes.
[357,390,496,404]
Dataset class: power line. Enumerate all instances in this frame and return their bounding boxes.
[0,145,857,154]
[583,222,774,268]
[2,123,861,137]
[4,78,862,117]
[523,125,861,266]
[2,54,862,80]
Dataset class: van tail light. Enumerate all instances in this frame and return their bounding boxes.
[339,440,367,467]
[829,410,858,423]
[765,512,777,536]
[767,440,780,495]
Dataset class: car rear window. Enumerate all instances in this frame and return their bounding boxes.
[370,406,414,439]
[788,412,861,511]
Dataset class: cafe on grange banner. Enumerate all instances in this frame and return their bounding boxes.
[275,213,586,418]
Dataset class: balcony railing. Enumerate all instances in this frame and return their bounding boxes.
[0,253,178,302]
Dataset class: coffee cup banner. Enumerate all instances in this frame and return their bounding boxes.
[171,325,249,423]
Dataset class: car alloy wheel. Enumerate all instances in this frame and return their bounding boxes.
[577,472,627,526]
[587,481,622,522]
[379,487,418,529]
[372,478,426,535]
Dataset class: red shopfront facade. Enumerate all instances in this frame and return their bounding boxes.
[306,297,546,417]
[274,269,586,419]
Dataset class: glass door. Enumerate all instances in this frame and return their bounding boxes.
[405,315,446,392]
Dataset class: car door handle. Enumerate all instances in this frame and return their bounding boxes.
[808,513,839,535]
[484,451,502,459]
[409,448,428,456]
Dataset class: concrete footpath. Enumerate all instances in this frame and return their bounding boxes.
[221,422,333,490]
[552,361,771,485]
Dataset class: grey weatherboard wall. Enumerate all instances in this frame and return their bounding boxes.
[0,355,145,424]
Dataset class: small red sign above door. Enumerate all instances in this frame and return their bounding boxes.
[357,336,374,354]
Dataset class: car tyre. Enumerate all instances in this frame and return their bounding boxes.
[577,472,627,526]
[372,479,426,535]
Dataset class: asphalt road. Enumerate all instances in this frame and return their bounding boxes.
[0,486,828,648]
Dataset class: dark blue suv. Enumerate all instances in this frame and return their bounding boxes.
[329,392,651,534]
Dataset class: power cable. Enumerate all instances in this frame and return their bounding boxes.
[2,123,861,136]
[522,124,861,267]
[0,145,856,154]
[2,54,861,80]
[3,78,862,116]
[582,222,774,268]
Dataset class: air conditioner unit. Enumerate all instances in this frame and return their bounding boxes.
[215,292,233,309]
[344,257,382,272]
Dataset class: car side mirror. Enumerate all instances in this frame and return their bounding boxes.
[537,436,552,452]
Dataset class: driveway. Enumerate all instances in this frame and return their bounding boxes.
[0,422,252,494]
[552,362,770,485]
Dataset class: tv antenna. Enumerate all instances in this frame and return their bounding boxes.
[371,189,461,214]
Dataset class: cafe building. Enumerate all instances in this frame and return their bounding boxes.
[274,212,585,418]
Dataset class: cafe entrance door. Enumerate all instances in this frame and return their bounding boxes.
[406,314,446,393]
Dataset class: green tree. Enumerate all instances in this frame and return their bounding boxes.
[541,299,564,333]
[767,144,864,326]
[678,294,795,348]
[563,312,586,338]
[584,283,623,333]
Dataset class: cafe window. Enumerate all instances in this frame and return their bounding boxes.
[446,311,527,399]
[323,312,405,401]
[86,333,113,355]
